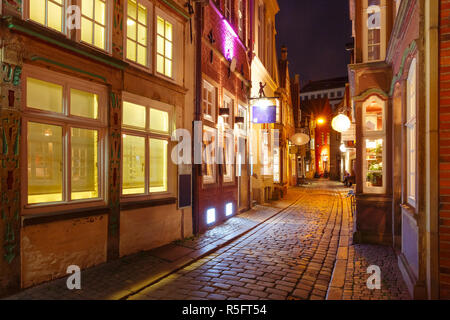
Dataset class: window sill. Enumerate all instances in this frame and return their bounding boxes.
[22,205,110,227]
[120,197,177,211]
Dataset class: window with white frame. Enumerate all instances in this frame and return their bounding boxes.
[273,146,280,183]
[237,104,247,134]
[406,58,417,206]
[367,0,381,61]
[222,130,234,183]
[363,95,386,193]
[28,0,64,32]
[121,94,172,196]
[222,94,234,128]
[23,66,106,206]
[81,0,108,50]
[202,126,217,184]
[156,14,174,78]
[202,80,216,122]
[125,0,150,67]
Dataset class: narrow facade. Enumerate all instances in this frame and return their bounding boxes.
[249,0,279,204]
[0,0,195,295]
[348,0,441,299]
[193,0,252,233]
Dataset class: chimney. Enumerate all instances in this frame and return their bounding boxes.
[281,46,288,61]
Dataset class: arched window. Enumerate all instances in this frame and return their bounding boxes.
[406,58,417,206]
[363,95,386,193]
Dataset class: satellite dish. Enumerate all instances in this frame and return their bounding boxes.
[230,57,237,73]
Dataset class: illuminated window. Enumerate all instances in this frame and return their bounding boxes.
[121,95,172,196]
[29,0,64,32]
[223,132,234,183]
[27,122,63,204]
[202,80,216,122]
[71,128,99,200]
[206,208,216,224]
[202,126,217,184]
[222,94,234,128]
[126,0,149,66]
[81,0,107,50]
[71,89,99,119]
[237,105,247,134]
[226,203,233,216]
[406,58,417,206]
[122,134,145,195]
[27,77,63,113]
[273,146,280,183]
[363,95,386,193]
[156,15,173,78]
[367,0,381,61]
[24,68,106,206]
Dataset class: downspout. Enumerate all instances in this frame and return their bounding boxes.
[193,1,203,235]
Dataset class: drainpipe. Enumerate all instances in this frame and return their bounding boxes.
[192,1,203,235]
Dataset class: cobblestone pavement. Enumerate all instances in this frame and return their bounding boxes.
[128,181,411,300]
[4,180,411,300]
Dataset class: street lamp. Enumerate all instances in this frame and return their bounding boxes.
[340,143,347,153]
[317,117,325,125]
[331,113,351,133]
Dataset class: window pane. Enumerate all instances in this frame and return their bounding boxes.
[157,16,165,35]
[28,122,63,204]
[157,54,164,74]
[127,19,137,40]
[149,108,169,132]
[30,0,46,25]
[48,1,63,32]
[165,21,173,41]
[138,4,147,25]
[366,139,383,188]
[95,0,105,25]
[81,17,93,44]
[71,89,99,119]
[123,101,146,128]
[27,77,63,113]
[137,24,147,45]
[157,35,164,55]
[165,59,172,77]
[122,135,146,195]
[126,39,137,61]
[137,44,147,66]
[365,100,383,131]
[71,128,99,200]
[165,40,172,59]
[149,139,168,193]
[82,0,94,18]
[94,24,105,49]
[128,0,137,18]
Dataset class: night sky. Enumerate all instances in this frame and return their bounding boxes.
[275,0,352,86]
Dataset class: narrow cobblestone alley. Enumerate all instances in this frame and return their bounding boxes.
[126,181,410,300]
[4,181,410,300]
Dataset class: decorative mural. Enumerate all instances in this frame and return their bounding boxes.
[108,91,122,259]
[112,0,124,59]
[0,61,21,264]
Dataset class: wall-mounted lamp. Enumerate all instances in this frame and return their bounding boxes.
[219,108,230,117]
[235,116,244,124]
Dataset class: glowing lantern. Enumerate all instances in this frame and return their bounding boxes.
[317,118,325,125]
[290,133,310,146]
[340,143,347,153]
[331,114,351,133]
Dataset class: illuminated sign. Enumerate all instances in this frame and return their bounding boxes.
[252,105,276,124]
